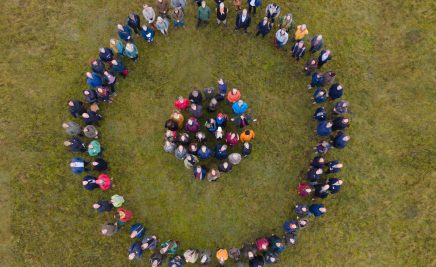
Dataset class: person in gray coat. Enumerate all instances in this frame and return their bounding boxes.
[62,121,82,136]
[83,125,99,139]
[164,140,176,153]
[189,103,203,118]
[175,145,187,160]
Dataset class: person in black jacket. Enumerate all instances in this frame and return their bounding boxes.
[235,9,251,33]
[189,89,203,104]
[83,89,98,104]
[98,48,114,63]
[291,40,306,61]
[64,137,86,152]
[256,17,272,37]
[216,2,228,26]
[68,100,85,118]
[91,59,105,74]
[127,13,141,35]
[91,158,108,171]
[82,110,102,125]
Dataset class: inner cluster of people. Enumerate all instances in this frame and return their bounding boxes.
[62,0,352,266]
[165,83,256,181]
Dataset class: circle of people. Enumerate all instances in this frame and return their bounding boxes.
[63,0,351,266]
[165,85,256,181]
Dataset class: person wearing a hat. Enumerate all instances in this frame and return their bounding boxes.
[232,99,249,115]
[64,137,86,152]
[308,203,326,217]
[184,249,199,263]
[240,129,255,142]
[141,235,158,250]
[70,157,87,174]
[82,176,99,191]
[227,88,241,103]
[218,161,233,173]
[62,121,82,136]
[128,241,144,260]
[228,153,242,165]
[129,223,146,239]
[216,248,229,265]
[93,199,114,213]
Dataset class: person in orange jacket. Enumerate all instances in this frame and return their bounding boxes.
[226,88,241,103]
[216,248,229,265]
[240,129,255,142]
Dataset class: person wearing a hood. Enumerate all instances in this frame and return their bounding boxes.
[275,28,288,48]
[142,4,156,24]
[128,241,144,260]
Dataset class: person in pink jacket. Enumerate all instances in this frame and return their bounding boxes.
[96,174,112,190]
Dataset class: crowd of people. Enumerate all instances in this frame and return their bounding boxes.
[165,84,257,181]
[63,1,351,266]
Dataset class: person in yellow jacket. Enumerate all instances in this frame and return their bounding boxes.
[216,248,228,265]
[170,111,184,129]
[240,129,255,142]
[294,24,308,41]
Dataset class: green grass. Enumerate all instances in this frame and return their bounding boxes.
[1,0,435,266]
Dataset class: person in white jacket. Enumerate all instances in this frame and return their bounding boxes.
[275,28,288,48]
[142,4,156,24]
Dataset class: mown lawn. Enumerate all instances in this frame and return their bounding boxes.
[0,0,434,266]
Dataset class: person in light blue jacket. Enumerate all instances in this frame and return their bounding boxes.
[156,16,170,36]
[141,25,155,43]
[123,41,138,62]
[232,100,248,115]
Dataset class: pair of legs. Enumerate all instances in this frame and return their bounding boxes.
[248,5,256,15]
[217,19,227,26]
[255,31,268,37]
[197,19,209,28]
[174,20,185,28]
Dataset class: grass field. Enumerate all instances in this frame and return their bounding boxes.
[0,0,435,266]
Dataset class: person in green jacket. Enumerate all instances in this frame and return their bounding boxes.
[197,1,211,28]
[88,140,102,156]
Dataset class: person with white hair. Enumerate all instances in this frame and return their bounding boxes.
[275,28,288,48]
[142,4,156,24]
[265,3,281,25]
[235,9,251,33]
[228,153,242,165]
[155,16,169,35]
[123,41,139,62]
[294,24,309,41]
[216,2,228,26]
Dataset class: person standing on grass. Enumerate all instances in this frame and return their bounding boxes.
[189,89,203,104]
[197,1,211,28]
[310,34,324,53]
[240,129,255,142]
[171,7,185,29]
[82,110,102,125]
[291,40,306,61]
[93,199,114,213]
[185,117,200,133]
[117,207,134,224]
[216,248,229,265]
[141,235,158,250]
[64,137,86,152]
[332,116,350,131]
[130,223,146,239]
[127,13,141,35]
[91,158,108,171]
[318,49,332,68]
[232,99,249,114]
[110,38,125,56]
[189,103,203,118]
[247,0,262,16]
[256,17,272,37]
[216,2,228,26]
[314,183,330,199]
[231,113,256,128]
[117,24,133,42]
[62,121,82,136]
[328,83,344,100]
[155,16,169,36]
[68,99,85,118]
[278,13,293,32]
[82,176,98,190]
[225,132,239,146]
[142,4,156,25]
[83,89,98,104]
[207,168,220,181]
[184,249,200,263]
[332,131,350,149]
[156,0,170,18]
[228,152,242,165]
[102,71,117,94]
[86,71,102,88]
[96,173,112,191]
[124,41,139,61]
[171,0,187,10]
[128,241,144,260]
[294,24,308,41]
[91,59,105,74]
[333,100,350,115]
[316,121,333,136]
[308,72,324,89]
[303,58,318,76]
[141,24,155,42]
[275,28,289,48]
[328,178,343,194]
[308,203,326,217]
[218,161,233,173]
[99,47,114,63]
[233,0,242,11]
[242,142,252,157]
[88,140,102,156]
[215,144,228,160]
[110,59,128,78]
[265,3,280,26]
[235,9,251,33]
[170,111,184,129]
[83,125,99,139]
[227,88,241,103]
[326,160,343,173]
[322,71,336,86]
[313,106,327,121]
[313,88,327,104]
[310,155,326,168]
[175,145,188,160]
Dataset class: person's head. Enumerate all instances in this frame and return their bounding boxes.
[111,59,118,65]
[298,40,304,47]
[263,17,268,23]
[126,42,133,50]
[211,98,217,105]
[231,133,236,139]
[219,2,224,8]
[286,13,292,20]
[301,24,307,31]
[93,203,100,209]
[311,59,316,64]
[62,123,69,129]
[191,103,197,110]
[187,118,193,125]
[117,24,123,30]
[157,16,163,23]
[244,142,250,149]
[99,47,105,53]
[337,84,343,90]
[177,145,184,151]
[325,49,331,55]
[336,163,343,168]
[237,99,244,106]
[223,162,228,168]
[92,161,98,166]
[192,90,199,97]
[175,8,180,13]
[104,71,109,76]
[84,90,90,96]
[201,145,207,152]
[143,4,148,9]
[63,141,71,146]
[317,34,323,40]
[326,122,332,128]
[201,1,206,7]
[142,24,148,31]
[97,87,104,93]
[218,78,224,84]
[86,72,92,78]
[322,184,330,191]
[82,113,90,119]
[220,144,227,151]
[299,219,307,226]
[242,9,248,16]
[211,169,216,175]
[128,253,136,260]
[101,228,108,234]
[129,13,135,19]
[141,243,149,250]
[152,260,159,267]
[196,165,202,172]
[244,130,250,135]
[337,179,344,185]
[343,118,349,124]
[280,28,286,34]
[319,90,325,96]
[316,168,323,175]
[319,207,327,213]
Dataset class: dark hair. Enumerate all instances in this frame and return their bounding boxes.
[245,130,250,135]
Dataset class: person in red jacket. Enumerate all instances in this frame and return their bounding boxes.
[96,174,112,190]
[225,132,239,146]
[174,96,190,110]
[116,208,134,225]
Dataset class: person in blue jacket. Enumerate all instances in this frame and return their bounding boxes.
[64,137,86,152]
[314,183,330,199]
[217,78,227,99]
[168,255,185,266]
[256,17,272,37]
[70,157,87,174]
[313,107,327,121]
[249,255,265,267]
[68,99,85,118]
[83,89,98,104]
[141,25,155,43]
[127,13,141,35]
[235,9,251,33]
[117,24,133,42]
[82,111,102,125]
[308,72,324,89]
[128,241,144,260]
[110,59,128,78]
[310,156,325,168]
[328,178,343,194]
[268,235,285,253]
[197,145,212,160]
[242,142,252,157]
[82,175,99,190]
[308,203,326,217]
[291,40,306,61]
[318,50,332,68]
[328,84,344,100]
[232,100,248,115]
[316,121,333,136]
[130,223,146,239]
[215,144,228,160]
[283,220,298,233]
[306,167,323,184]
[205,118,217,133]
[326,160,343,173]
[86,72,102,88]
[247,0,262,16]
[332,131,350,149]
[313,88,327,104]
[91,59,105,74]
[98,47,114,62]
